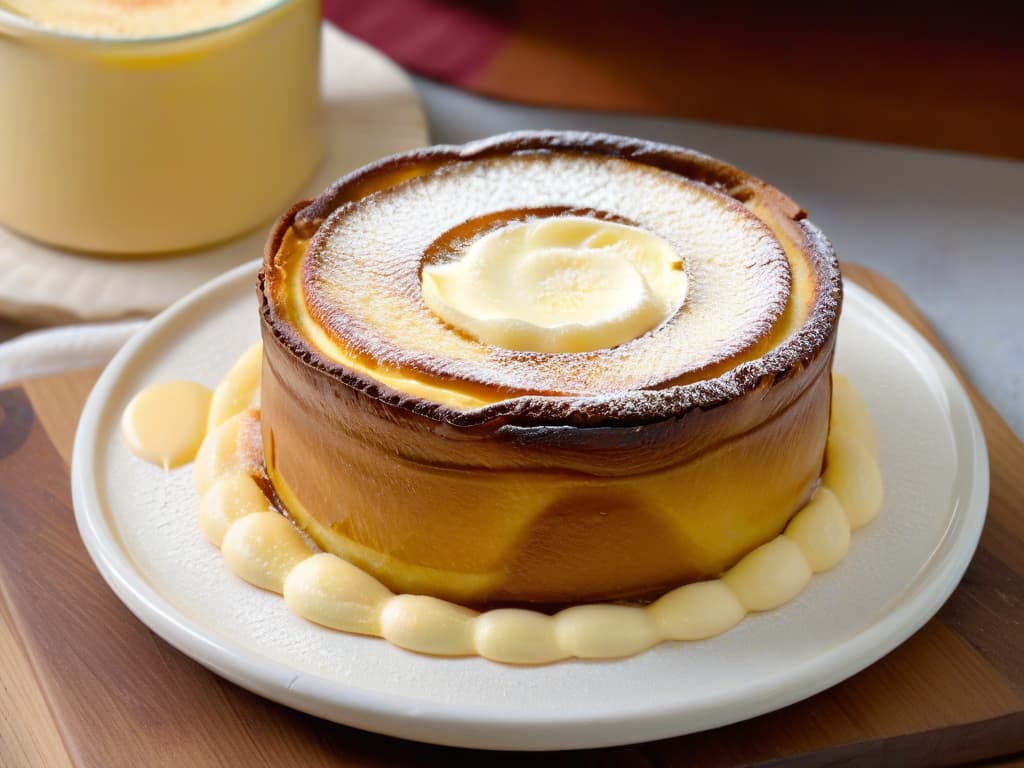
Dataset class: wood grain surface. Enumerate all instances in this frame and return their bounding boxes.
[0,264,1021,767]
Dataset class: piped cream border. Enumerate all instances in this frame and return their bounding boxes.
[192,343,881,665]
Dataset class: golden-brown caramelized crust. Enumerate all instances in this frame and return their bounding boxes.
[257,131,841,604]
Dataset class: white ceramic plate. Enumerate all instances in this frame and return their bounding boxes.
[72,261,988,751]
[0,25,427,324]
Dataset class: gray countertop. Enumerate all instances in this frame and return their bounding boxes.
[415,78,1024,439]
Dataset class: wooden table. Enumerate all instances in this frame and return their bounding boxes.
[1,265,1022,766]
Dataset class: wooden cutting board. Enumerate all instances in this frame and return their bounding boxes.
[1,264,1022,767]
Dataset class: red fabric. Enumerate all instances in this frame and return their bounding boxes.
[322,0,508,84]
[322,1,1023,158]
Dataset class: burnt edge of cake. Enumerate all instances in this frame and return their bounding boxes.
[257,131,842,432]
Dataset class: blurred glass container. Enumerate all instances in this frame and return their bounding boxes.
[0,0,323,256]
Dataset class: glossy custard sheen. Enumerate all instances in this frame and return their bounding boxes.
[1,0,280,37]
[0,0,322,255]
[259,131,843,605]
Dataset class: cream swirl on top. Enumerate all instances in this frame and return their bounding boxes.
[421,216,688,354]
[295,150,792,399]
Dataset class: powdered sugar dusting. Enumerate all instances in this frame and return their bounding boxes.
[305,152,790,395]
[264,131,841,427]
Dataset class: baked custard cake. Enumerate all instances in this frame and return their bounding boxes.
[257,131,843,606]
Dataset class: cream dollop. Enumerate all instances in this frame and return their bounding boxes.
[121,380,211,470]
[420,216,687,353]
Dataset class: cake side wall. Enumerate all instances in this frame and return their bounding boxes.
[259,321,832,604]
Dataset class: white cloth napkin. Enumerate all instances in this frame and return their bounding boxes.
[0,319,145,388]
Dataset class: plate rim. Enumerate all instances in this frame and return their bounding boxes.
[71,259,990,751]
